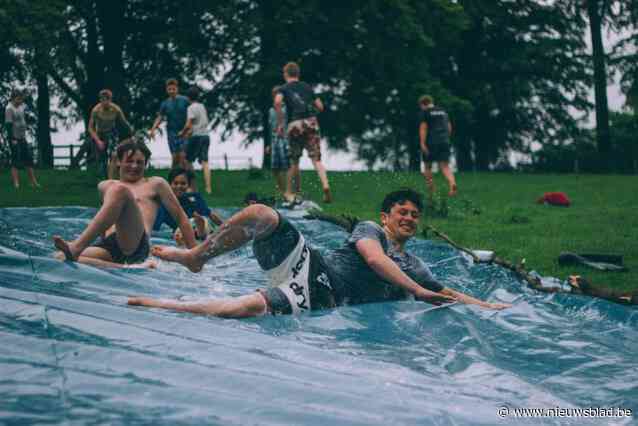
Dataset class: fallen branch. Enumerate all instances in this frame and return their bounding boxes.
[425,225,638,305]
[303,210,360,233]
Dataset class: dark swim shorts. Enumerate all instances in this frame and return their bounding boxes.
[422,143,451,163]
[92,231,150,264]
[253,214,335,315]
[9,139,34,169]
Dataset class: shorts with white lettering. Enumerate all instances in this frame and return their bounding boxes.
[253,214,336,315]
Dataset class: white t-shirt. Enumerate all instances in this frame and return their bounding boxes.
[187,102,209,136]
[5,103,27,139]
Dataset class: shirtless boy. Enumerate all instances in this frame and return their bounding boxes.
[53,140,196,269]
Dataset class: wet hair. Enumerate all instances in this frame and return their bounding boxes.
[168,167,194,184]
[187,86,200,101]
[271,85,281,99]
[381,189,424,213]
[116,139,152,164]
[99,89,113,100]
[418,95,433,106]
[283,62,300,78]
[166,78,179,87]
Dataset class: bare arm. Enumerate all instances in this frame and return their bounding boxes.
[313,97,324,113]
[149,114,164,138]
[117,107,134,136]
[274,93,285,134]
[439,287,511,310]
[155,178,197,248]
[179,117,193,138]
[356,239,455,305]
[88,108,104,149]
[419,122,428,153]
[128,293,267,318]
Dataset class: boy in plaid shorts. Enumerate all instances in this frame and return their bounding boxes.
[274,62,332,203]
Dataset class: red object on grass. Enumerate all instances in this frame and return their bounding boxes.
[537,192,571,207]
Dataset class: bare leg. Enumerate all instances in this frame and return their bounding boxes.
[107,152,118,180]
[179,152,189,170]
[152,203,279,272]
[439,161,457,196]
[26,167,40,187]
[285,162,300,201]
[422,162,435,203]
[311,159,331,202]
[171,152,180,169]
[283,165,296,201]
[10,167,19,188]
[128,292,267,318]
[202,160,212,194]
[52,183,146,261]
[274,171,286,197]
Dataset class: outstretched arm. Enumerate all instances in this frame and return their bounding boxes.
[128,292,267,318]
[356,239,455,306]
[439,287,511,310]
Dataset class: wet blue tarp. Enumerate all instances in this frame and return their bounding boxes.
[0,207,636,425]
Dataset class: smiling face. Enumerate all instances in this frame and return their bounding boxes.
[381,200,421,244]
[170,173,189,197]
[166,84,178,98]
[117,150,147,182]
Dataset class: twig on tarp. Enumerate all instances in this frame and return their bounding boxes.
[424,225,480,263]
[425,225,638,305]
[303,210,360,233]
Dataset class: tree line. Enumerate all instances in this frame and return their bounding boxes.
[1,0,637,173]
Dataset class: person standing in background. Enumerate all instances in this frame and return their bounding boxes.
[88,89,134,179]
[418,95,457,200]
[180,86,212,193]
[275,62,332,204]
[4,90,40,189]
[267,86,292,201]
[150,79,189,169]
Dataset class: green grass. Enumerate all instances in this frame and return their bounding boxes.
[2,167,637,292]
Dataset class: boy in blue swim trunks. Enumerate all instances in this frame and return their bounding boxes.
[154,168,223,244]
[53,140,197,269]
[130,189,510,316]
[149,79,190,169]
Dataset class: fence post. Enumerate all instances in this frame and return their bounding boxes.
[573,159,579,174]
[70,145,75,168]
[224,153,229,170]
[248,157,253,169]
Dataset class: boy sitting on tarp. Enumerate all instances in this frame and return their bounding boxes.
[154,168,223,244]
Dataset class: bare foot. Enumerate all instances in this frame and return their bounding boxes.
[151,244,208,273]
[53,236,79,261]
[31,182,41,188]
[206,187,212,195]
[449,183,457,197]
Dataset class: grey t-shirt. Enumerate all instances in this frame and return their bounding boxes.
[5,103,27,139]
[323,221,443,306]
[187,102,209,136]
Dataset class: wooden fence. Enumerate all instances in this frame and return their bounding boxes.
[52,144,254,170]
